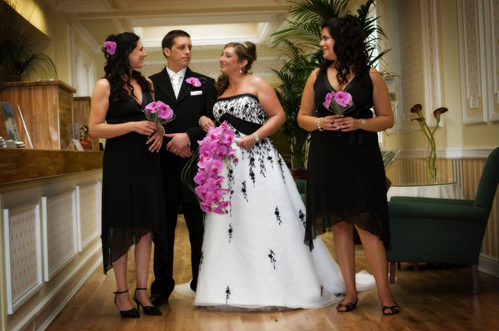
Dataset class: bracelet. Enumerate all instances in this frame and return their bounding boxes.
[360,119,365,129]
[252,134,260,143]
[318,117,324,131]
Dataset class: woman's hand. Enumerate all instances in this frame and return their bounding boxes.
[199,115,215,132]
[146,123,164,152]
[236,135,257,150]
[134,120,158,136]
[318,114,343,131]
[335,116,362,132]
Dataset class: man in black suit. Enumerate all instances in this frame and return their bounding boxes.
[149,30,216,306]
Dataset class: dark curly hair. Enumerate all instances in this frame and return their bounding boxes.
[320,15,369,85]
[215,41,257,97]
[102,32,151,103]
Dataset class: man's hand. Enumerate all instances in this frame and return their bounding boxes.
[165,132,192,158]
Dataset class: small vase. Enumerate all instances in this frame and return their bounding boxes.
[427,148,438,184]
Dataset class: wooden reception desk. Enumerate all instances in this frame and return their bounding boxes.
[0,148,103,185]
[0,149,103,331]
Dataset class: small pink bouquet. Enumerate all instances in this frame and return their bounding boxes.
[324,91,354,115]
[143,101,175,125]
[194,121,236,214]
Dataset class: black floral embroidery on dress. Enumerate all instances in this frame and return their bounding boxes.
[299,209,305,228]
[228,223,233,242]
[225,286,231,303]
[241,180,248,202]
[268,249,277,269]
[199,251,204,267]
[248,156,256,184]
[277,157,286,181]
[320,285,324,297]
[227,162,236,215]
[274,207,282,225]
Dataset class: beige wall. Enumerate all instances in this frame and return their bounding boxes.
[381,0,498,153]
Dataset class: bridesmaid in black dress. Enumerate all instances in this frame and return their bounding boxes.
[89,32,163,318]
[298,16,399,315]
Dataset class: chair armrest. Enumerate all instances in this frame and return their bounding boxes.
[390,196,474,207]
[388,200,488,224]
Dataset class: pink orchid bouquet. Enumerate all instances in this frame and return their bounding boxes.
[324,91,354,115]
[143,101,175,125]
[194,121,236,214]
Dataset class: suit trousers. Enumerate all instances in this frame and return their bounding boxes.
[151,201,204,297]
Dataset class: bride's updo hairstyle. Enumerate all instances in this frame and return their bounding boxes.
[215,41,257,96]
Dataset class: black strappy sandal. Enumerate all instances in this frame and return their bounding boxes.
[382,304,400,315]
[336,299,358,312]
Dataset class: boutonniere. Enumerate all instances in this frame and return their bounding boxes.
[186,77,205,87]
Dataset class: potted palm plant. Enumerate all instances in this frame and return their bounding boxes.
[0,0,57,92]
[271,0,388,176]
[272,41,321,177]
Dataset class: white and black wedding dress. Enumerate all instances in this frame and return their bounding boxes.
[193,94,374,310]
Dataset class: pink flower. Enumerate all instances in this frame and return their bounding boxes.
[103,41,117,55]
[143,101,175,125]
[194,121,236,214]
[186,77,202,87]
[323,90,354,115]
[334,91,353,107]
[325,92,333,109]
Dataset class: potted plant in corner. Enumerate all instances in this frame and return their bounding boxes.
[272,41,321,178]
[0,0,57,92]
[271,0,389,178]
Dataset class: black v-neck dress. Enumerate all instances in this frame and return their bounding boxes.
[101,85,164,274]
[304,69,390,249]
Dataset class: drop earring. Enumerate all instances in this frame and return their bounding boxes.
[239,68,242,74]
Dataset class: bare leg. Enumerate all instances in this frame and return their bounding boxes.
[112,253,135,311]
[332,221,357,308]
[134,231,154,307]
[355,226,397,311]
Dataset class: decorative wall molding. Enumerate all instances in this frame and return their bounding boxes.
[486,0,499,121]
[76,183,101,251]
[397,147,495,159]
[421,1,442,126]
[42,191,78,282]
[2,203,43,315]
[389,1,441,132]
[479,254,499,278]
[457,0,488,123]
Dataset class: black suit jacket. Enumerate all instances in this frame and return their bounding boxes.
[150,67,216,204]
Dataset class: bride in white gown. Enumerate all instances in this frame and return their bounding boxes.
[194,41,374,310]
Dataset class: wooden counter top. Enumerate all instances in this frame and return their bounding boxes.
[3,80,77,93]
[0,148,103,185]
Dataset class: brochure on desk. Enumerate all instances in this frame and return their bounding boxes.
[1,102,22,142]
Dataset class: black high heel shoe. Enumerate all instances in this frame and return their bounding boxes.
[336,298,358,312]
[114,290,140,318]
[133,288,162,316]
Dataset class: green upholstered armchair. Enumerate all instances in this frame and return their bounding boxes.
[386,147,499,294]
[294,178,306,203]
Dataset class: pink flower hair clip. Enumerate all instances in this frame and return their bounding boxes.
[103,41,117,55]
